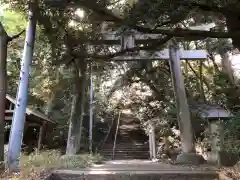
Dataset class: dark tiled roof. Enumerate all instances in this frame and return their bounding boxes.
[6,94,55,124]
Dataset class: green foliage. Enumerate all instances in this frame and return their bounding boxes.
[1,150,103,179]
[1,10,26,34]
[224,116,240,153]
[1,0,240,161]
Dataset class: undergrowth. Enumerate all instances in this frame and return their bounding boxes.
[222,163,240,180]
[0,150,103,180]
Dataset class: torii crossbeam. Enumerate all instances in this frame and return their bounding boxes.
[93,31,208,61]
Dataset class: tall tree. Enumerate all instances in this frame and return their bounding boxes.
[66,60,87,155]
[0,22,8,169]
[0,21,24,168]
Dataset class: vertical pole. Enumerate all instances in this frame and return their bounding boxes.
[148,124,153,159]
[151,125,156,160]
[89,63,93,154]
[7,1,37,172]
[23,115,28,137]
[37,123,45,152]
[121,33,135,50]
[168,42,195,153]
[113,111,121,160]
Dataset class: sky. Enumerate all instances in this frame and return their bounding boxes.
[223,54,240,76]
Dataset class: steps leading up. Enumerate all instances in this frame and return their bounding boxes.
[99,113,150,160]
[100,142,150,160]
[47,161,219,180]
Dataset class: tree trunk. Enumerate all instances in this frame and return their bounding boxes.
[44,69,60,116]
[66,91,79,155]
[89,63,93,153]
[0,22,8,169]
[199,61,206,102]
[225,14,240,51]
[45,94,54,116]
[216,19,235,84]
[7,1,37,172]
[220,51,235,84]
[66,61,87,155]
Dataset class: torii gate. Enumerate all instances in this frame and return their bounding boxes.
[89,30,207,163]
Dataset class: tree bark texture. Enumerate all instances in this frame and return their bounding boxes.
[0,22,8,168]
[220,51,235,84]
[66,61,87,155]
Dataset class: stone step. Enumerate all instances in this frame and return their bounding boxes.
[103,143,148,145]
[101,153,149,156]
[101,147,149,150]
[49,169,219,180]
[101,153,150,157]
[102,157,150,160]
[103,142,148,145]
[102,156,150,160]
[101,153,150,160]
[101,148,149,151]
[100,150,149,153]
[101,153,149,157]
[102,145,149,148]
[103,158,150,160]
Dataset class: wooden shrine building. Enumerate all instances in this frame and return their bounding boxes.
[5,94,55,151]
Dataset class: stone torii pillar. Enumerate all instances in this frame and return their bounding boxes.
[148,123,156,160]
[168,42,205,164]
[120,32,135,51]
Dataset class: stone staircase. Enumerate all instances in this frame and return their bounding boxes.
[100,141,150,160]
[99,113,150,160]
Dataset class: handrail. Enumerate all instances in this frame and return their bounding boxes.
[112,111,121,159]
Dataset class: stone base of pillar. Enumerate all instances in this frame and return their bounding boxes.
[175,153,206,165]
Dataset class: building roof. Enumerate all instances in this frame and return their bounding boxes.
[190,104,232,119]
[6,94,55,124]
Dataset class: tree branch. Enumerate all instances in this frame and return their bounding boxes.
[180,1,227,14]
[89,35,172,59]
[135,71,165,100]
[54,35,172,65]
[48,1,239,38]
[7,30,25,42]
[77,1,239,39]
[187,61,211,91]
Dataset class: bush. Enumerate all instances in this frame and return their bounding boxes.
[223,116,240,154]
[1,150,103,180]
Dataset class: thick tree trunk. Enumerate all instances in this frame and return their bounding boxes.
[7,1,37,172]
[217,20,235,84]
[0,23,8,168]
[44,70,60,116]
[220,51,235,84]
[226,14,240,51]
[89,64,93,153]
[66,91,80,155]
[66,61,87,155]
[45,95,54,116]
